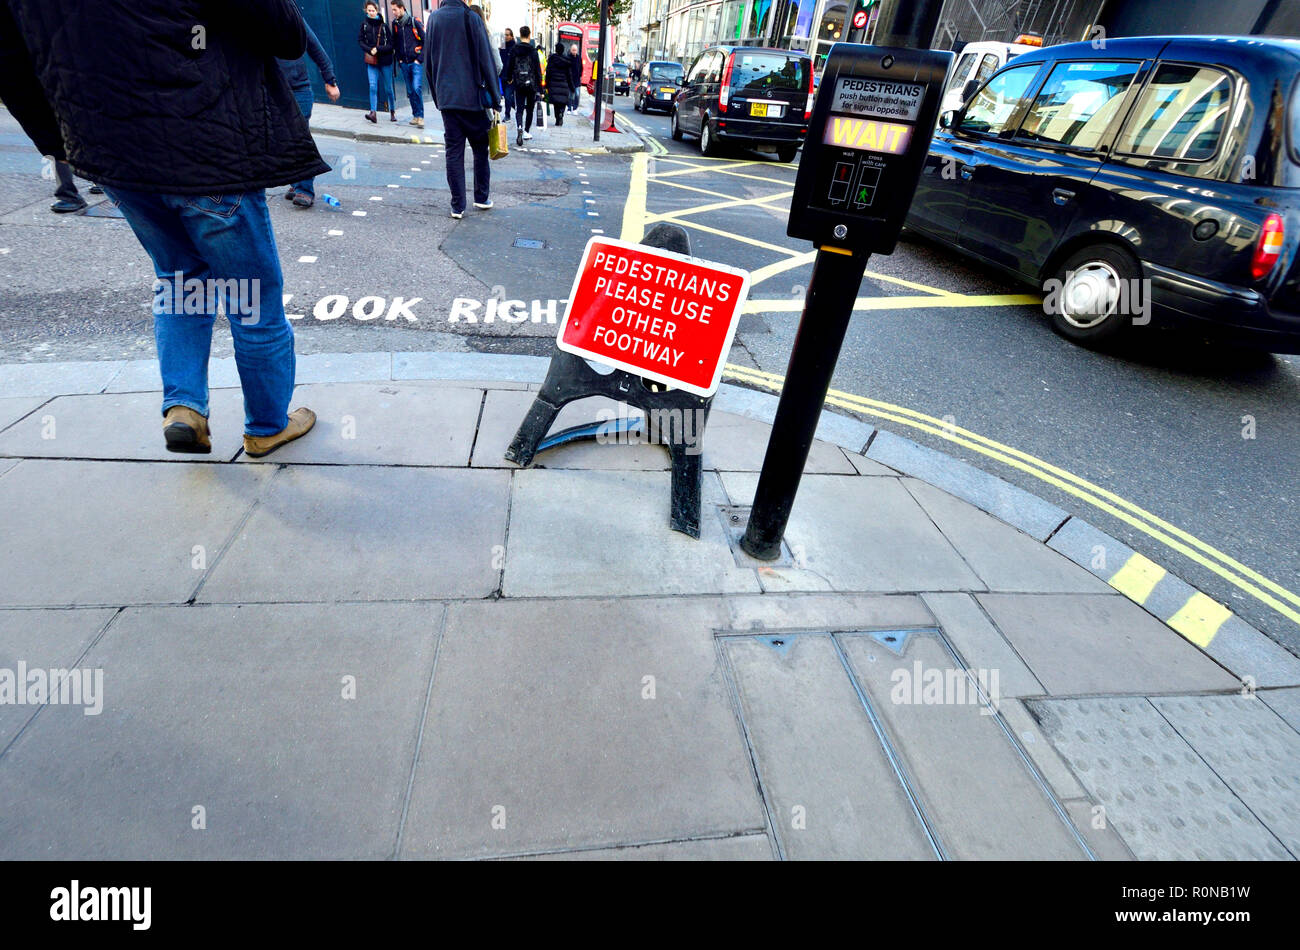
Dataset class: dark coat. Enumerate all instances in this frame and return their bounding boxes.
[504,41,542,93]
[0,0,63,159]
[423,0,500,113]
[358,16,394,67]
[278,20,336,91]
[569,49,583,93]
[4,0,329,194]
[545,51,572,106]
[391,13,423,64]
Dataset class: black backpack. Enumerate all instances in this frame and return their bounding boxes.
[513,48,535,91]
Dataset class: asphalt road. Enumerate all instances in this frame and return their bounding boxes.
[2,105,1298,656]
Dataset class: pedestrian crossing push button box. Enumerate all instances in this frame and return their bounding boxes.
[788,43,952,255]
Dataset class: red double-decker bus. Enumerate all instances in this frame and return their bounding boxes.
[557,22,613,89]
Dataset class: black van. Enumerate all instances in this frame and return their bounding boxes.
[906,36,1300,352]
[671,45,813,162]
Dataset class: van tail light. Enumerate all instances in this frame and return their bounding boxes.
[1251,213,1285,280]
[719,54,734,113]
[805,65,815,121]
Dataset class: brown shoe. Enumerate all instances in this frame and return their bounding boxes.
[242,407,316,458]
[163,406,211,454]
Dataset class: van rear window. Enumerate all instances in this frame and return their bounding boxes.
[731,53,808,95]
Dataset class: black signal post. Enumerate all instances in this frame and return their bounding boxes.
[739,42,951,561]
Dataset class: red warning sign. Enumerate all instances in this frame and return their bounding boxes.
[556,237,751,397]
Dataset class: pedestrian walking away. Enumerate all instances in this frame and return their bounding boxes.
[498,27,516,122]
[568,44,582,113]
[6,0,323,457]
[358,1,395,123]
[277,18,340,208]
[504,25,542,146]
[389,0,424,127]
[424,0,501,219]
[545,42,572,127]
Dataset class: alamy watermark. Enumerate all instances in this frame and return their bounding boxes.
[595,400,706,456]
[890,661,1001,714]
[0,662,103,715]
[153,271,261,325]
[1042,270,1151,326]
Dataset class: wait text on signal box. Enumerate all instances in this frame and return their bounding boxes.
[556,237,751,397]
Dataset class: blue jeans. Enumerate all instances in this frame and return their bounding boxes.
[367,63,394,113]
[441,109,490,214]
[502,82,514,120]
[101,188,295,436]
[398,61,423,118]
[292,87,315,197]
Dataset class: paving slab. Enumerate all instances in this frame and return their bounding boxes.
[0,360,125,399]
[502,470,761,597]
[0,603,439,859]
[866,429,1067,540]
[905,480,1111,594]
[1151,694,1300,857]
[393,351,547,384]
[294,352,392,384]
[1261,687,1300,733]
[921,593,1045,698]
[200,466,508,602]
[473,390,669,470]
[843,448,898,477]
[237,383,480,467]
[722,472,984,593]
[0,607,118,748]
[0,458,17,479]
[1062,799,1136,861]
[702,411,855,474]
[722,591,934,635]
[724,633,937,860]
[1027,696,1292,860]
[0,396,47,432]
[105,358,240,393]
[399,598,765,859]
[0,460,270,606]
[0,390,246,461]
[840,632,1087,859]
[517,834,774,860]
[999,698,1084,800]
[978,593,1241,696]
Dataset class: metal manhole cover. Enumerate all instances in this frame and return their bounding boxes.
[512,238,546,249]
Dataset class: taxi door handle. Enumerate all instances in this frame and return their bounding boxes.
[1052,188,1076,205]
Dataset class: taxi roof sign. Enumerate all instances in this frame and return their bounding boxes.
[556,237,751,397]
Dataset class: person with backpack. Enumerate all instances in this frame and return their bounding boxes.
[544,42,572,127]
[389,1,424,128]
[504,25,541,147]
[358,1,395,123]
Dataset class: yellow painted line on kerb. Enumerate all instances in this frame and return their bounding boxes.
[1109,553,1166,604]
[721,362,1300,634]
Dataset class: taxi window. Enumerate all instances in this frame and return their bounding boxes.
[1117,63,1232,162]
[648,63,683,81]
[731,52,808,94]
[1017,60,1139,150]
[959,64,1040,135]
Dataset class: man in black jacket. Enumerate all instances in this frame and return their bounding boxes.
[424,0,501,219]
[504,26,542,146]
[499,28,516,122]
[390,1,425,128]
[5,0,326,457]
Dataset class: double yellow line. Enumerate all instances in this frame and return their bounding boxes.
[721,362,1300,630]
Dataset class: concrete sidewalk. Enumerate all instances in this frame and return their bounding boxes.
[309,100,647,154]
[0,352,1298,860]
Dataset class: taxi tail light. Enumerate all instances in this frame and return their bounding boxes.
[719,53,734,113]
[1250,213,1285,281]
[804,65,815,120]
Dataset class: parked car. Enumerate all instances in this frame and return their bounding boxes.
[612,62,630,95]
[634,60,685,113]
[940,39,1040,113]
[905,35,1300,352]
[671,45,813,162]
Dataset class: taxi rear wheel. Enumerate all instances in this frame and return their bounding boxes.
[700,119,721,156]
[670,108,683,140]
[1046,244,1141,346]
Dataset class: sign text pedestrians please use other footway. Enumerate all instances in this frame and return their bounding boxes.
[556,237,750,397]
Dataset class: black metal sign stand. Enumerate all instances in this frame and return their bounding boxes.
[740,248,869,559]
[505,224,714,538]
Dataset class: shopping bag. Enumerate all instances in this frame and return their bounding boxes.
[536,100,544,128]
[489,116,509,160]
